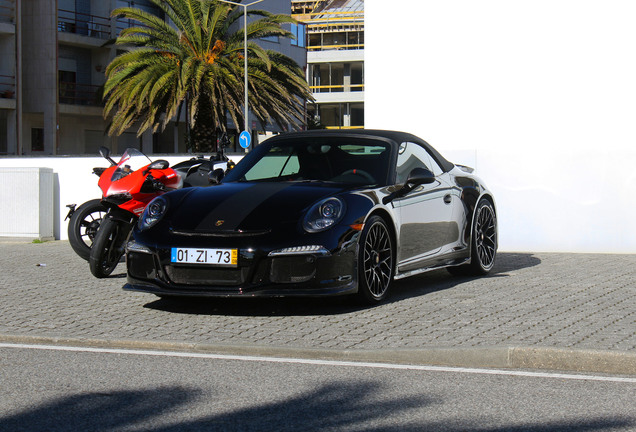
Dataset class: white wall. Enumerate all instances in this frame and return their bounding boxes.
[366,0,636,253]
[0,154,243,240]
[0,167,54,239]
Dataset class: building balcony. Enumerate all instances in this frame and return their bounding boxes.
[307,42,363,51]
[59,81,103,107]
[0,74,14,98]
[310,84,364,93]
[306,30,364,57]
[311,90,364,104]
[58,9,112,40]
[0,74,15,109]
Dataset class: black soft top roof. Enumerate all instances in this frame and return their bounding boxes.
[271,129,456,173]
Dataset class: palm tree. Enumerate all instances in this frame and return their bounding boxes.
[104,0,313,152]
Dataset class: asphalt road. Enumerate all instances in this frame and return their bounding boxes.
[1,344,635,432]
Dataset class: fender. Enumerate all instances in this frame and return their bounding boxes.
[101,202,138,225]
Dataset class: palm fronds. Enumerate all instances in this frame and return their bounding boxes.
[104,0,313,151]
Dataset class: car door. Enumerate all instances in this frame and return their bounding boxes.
[393,142,454,270]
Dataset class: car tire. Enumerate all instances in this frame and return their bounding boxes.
[68,199,107,261]
[357,215,394,304]
[89,216,129,278]
[448,199,497,276]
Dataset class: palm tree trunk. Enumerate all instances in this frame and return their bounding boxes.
[190,89,216,153]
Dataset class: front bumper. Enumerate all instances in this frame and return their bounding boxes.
[123,235,359,298]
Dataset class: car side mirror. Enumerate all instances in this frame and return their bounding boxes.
[382,167,436,205]
[406,167,435,186]
[209,168,225,185]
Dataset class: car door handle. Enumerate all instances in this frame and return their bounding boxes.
[444,194,452,204]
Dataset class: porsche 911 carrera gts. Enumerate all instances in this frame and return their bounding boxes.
[123,130,497,304]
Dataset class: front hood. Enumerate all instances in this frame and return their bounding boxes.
[167,182,348,233]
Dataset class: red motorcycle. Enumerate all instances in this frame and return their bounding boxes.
[89,147,182,278]
[67,144,234,262]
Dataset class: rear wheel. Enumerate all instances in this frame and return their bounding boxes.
[357,215,394,304]
[448,199,497,276]
[89,217,130,278]
[67,199,106,261]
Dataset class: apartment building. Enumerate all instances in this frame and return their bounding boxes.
[0,0,16,154]
[0,0,306,155]
[292,0,364,129]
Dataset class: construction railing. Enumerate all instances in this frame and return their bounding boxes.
[310,84,364,93]
[307,42,363,51]
[58,9,111,39]
[59,82,103,106]
[299,10,364,51]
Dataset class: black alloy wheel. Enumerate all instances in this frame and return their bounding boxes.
[67,199,107,261]
[358,215,394,303]
[447,199,497,276]
[473,199,497,273]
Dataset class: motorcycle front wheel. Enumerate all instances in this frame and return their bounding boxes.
[89,216,131,278]
[67,199,107,261]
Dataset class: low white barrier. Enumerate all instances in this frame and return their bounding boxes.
[0,154,243,241]
[0,167,54,240]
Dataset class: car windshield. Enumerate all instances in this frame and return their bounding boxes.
[224,137,392,186]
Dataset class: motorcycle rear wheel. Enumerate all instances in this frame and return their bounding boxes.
[89,217,130,278]
[67,199,107,261]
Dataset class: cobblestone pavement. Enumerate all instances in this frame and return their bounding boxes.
[0,241,634,355]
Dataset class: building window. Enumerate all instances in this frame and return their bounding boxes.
[31,128,44,152]
[290,23,305,47]
[261,35,279,43]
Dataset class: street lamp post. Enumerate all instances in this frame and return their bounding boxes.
[217,0,265,136]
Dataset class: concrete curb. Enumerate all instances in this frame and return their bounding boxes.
[2,334,635,376]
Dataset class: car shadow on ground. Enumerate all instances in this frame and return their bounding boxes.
[144,252,541,317]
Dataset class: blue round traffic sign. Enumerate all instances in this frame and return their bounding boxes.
[239,131,251,149]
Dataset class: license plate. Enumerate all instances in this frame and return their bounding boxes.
[171,248,238,266]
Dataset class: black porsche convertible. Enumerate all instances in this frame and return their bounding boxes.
[123,130,497,303]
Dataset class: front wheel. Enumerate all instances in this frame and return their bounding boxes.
[67,199,107,261]
[89,217,131,278]
[357,215,394,304]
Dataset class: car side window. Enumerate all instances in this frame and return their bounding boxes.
[396,142,444,183]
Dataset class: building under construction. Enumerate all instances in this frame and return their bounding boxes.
[293,0,364,129]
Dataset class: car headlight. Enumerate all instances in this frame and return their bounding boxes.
[303,197,346,233]
[138,196,168,231]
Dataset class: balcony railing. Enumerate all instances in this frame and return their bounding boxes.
[58,9,111,39]
[307,43,364,51]
[0,0,14,23]
[310,84,364,93]
[0,74,15,98]
[59,82,103,106]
